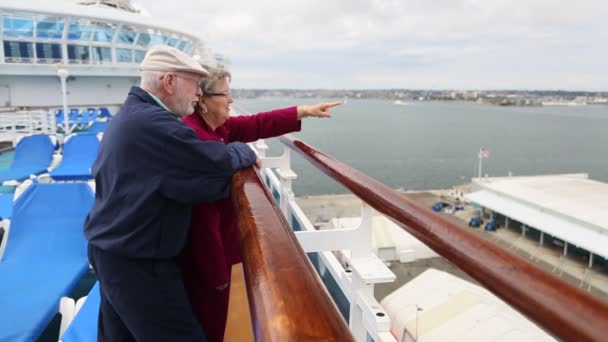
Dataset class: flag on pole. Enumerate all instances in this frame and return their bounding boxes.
[480,148,490,158]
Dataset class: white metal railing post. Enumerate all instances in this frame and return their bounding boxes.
[276,146,296,217]
[50,108,57,133]
[254,139,269,184]
[254,139,268,158]
[256,143,297,218]
[348,203,375,341]
[27,110,33,134]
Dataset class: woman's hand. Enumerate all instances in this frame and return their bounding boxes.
[297,101,342,119]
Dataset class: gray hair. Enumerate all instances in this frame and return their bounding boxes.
[140,70,165,91]
[199,66,231,94]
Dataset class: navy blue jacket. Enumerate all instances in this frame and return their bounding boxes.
[84,86,256,259]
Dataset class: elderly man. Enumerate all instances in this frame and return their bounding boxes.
[84,45,257,341]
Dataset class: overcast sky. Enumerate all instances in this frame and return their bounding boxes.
[137,0,607,90]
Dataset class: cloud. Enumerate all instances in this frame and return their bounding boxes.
[136,0,608,89]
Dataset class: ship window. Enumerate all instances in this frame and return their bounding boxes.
[134,50,146,63]
[116,48,133,63]
[68,23,93,41]
[67,45,90,64]
[180,42,193,54]
[36,43,62,63]
[92,46,112,63]
[136,33,150,47]
[36,20,64,39]
[3,17,34,38]
[118,28,136,45]
[92,26,114,42]
[167,38,179,47]
[150,35,167,46]
[3,41,34,63]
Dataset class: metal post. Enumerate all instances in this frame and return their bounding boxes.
[589,253,594,268]
[564,242,568,256]
[349,203,376,341]
[505,217,509,229]
[57,68,70,133]
[415,305,419,341]
[522,224,526,237]
[277,147,294,217]
[540,231,544,246]
[477,150,482,178]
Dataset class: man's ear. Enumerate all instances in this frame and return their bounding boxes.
[162,74,176,95]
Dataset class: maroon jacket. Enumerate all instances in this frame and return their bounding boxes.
[179,107,301,288]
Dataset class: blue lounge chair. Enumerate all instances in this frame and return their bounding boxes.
[0,193,13,219]
[0,182,94,341]
[98,107,112,118]
[56,109,80,127]
[86,121,108,134]
[50,134,100,181]
[77,109,100,128]
[60,282,100,342]
[0,135,55,184]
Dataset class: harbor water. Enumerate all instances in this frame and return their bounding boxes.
[236,98,608,195]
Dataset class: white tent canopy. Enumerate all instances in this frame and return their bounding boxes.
[381,269,555,342]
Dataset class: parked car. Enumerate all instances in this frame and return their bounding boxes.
[432,202,449,212]
[469,216,483,227]
[485,218,499,231]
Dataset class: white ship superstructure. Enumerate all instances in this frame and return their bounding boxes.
[0,0,215,108]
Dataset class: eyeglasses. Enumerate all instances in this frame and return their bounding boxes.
[204,90,232,98]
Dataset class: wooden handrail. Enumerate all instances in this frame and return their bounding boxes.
[231,167,354,342]
[279,134,608,342]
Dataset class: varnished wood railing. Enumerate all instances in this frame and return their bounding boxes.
[231,167,354,342]
[278,134,608,342]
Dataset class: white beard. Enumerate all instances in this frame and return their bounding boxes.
[172,92,196,117]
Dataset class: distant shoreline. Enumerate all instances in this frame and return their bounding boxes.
[233,89,608,107]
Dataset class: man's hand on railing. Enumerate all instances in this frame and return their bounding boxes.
[254,157,263,169]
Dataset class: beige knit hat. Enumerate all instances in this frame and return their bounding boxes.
[140,45,209,76]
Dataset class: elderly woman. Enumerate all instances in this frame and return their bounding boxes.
[177,66,340,342]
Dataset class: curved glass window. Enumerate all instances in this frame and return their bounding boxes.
[68,23,93,40]
[136,33,150,47]
[36,20,64,39]
[36,43,62,63]
[180,42,193,54]
[3,40,34,62]
[92,26,114,42]
[134,50,146,63]
[67,45,90,64]
[118,27,136,45]
[92,46,112,63]
[167,38,179,47]
[150,35,167,46]
[3,17,34,38]
[116,48,133,63]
